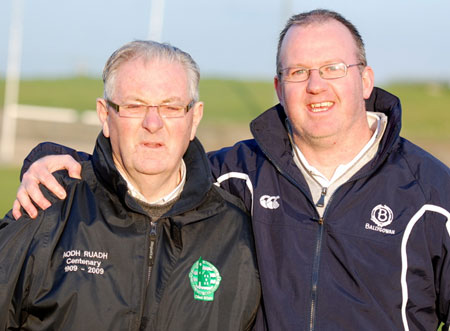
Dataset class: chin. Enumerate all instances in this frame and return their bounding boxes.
[132,160,166,176]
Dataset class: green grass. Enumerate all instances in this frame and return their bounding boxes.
[199,78,274,124]
[0,76,103,111]
[0,77,449,216]
[383,82,450,140]
[0,166,20,218]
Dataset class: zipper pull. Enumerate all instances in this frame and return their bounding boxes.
[315,187,327,207]
[149,222,157,266]
[150,221,157,237]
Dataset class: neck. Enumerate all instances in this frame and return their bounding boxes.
[116,163,182,203]
[294,127,373,180]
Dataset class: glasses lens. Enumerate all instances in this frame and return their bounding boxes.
[320,63,347,79]
[284,68,309,82]
[120,104,148,118]
[159,105,185,118]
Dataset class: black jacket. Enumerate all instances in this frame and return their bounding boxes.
[0,134,261,330]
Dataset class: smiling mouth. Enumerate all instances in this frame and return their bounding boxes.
[309,101,334,113]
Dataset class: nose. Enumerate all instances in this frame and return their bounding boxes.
[306,69,327,94]
[142,106,164,133]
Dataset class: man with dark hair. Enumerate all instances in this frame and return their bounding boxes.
[11,9,450,330]
[0,40,261,330]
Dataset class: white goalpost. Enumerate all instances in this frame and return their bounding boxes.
[148,0,165,42]
[1,0,24,163]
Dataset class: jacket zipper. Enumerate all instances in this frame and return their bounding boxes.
[147,221,158,284]
[137,220,158,330]
[308,189,337,331]
[315,187,328,208]
[309,220,324,331]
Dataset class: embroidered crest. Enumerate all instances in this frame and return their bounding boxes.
[189,257,222,301]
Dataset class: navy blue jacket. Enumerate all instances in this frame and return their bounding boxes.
[208,87,450,330]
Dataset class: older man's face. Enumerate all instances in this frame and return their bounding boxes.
[275,20,374,147]
[97,57,202,186]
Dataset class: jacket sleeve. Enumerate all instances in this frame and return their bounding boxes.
[0,211,42,327]
[20,142,92,180]
[207,144,256,213]
[438,212,450,328]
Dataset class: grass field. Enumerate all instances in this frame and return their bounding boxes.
[0,77,449,216]
[0,166,20,217]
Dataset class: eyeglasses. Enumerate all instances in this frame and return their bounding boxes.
[279,62,364,83]
[105,99,196,118]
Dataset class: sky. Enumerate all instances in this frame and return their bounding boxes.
[1,0,450,84]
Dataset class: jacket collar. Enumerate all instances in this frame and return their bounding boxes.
[92,134,220,225]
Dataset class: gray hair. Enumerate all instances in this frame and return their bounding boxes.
[276,9,367,78]
[103,40,200,102]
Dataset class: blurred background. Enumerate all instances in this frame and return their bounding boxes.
[1,0,449,216]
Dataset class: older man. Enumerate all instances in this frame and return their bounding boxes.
[0,41,261,330]
[12,9,450,330]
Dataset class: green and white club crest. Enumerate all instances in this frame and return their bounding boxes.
[189,257,222,301]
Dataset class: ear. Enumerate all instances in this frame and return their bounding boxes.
[189,101,204,141]
[361,66,375,100]
[96,98,110,138]
[274,75,284,106]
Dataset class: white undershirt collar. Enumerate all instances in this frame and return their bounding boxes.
[292,112,382,188]
[117,160,186,205]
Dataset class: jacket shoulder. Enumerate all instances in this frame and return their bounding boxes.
[211,184,249,214]
[396,137,450,202]
[208,139,262,177]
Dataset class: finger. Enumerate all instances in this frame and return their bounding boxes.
[15,187,41,219]
[63,156,82,179]
[44,155,82,179]
[35,171,67,200]
[12,199,23,220]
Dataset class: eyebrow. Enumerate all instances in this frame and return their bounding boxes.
[288,59,346,68]
[121,96,184,105]
[160,97,183,104]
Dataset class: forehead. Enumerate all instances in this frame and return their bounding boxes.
[113,56,189,101]
[280,20,358,67]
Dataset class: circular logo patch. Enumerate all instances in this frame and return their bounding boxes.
[370,204,394,227]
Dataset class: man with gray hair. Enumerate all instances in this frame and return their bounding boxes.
[0,40,261,330]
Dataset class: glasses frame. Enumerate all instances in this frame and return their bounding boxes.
[280,62,364,83]
[105,99,196,118]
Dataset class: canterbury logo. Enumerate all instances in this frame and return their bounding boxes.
[260,195,280,209]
